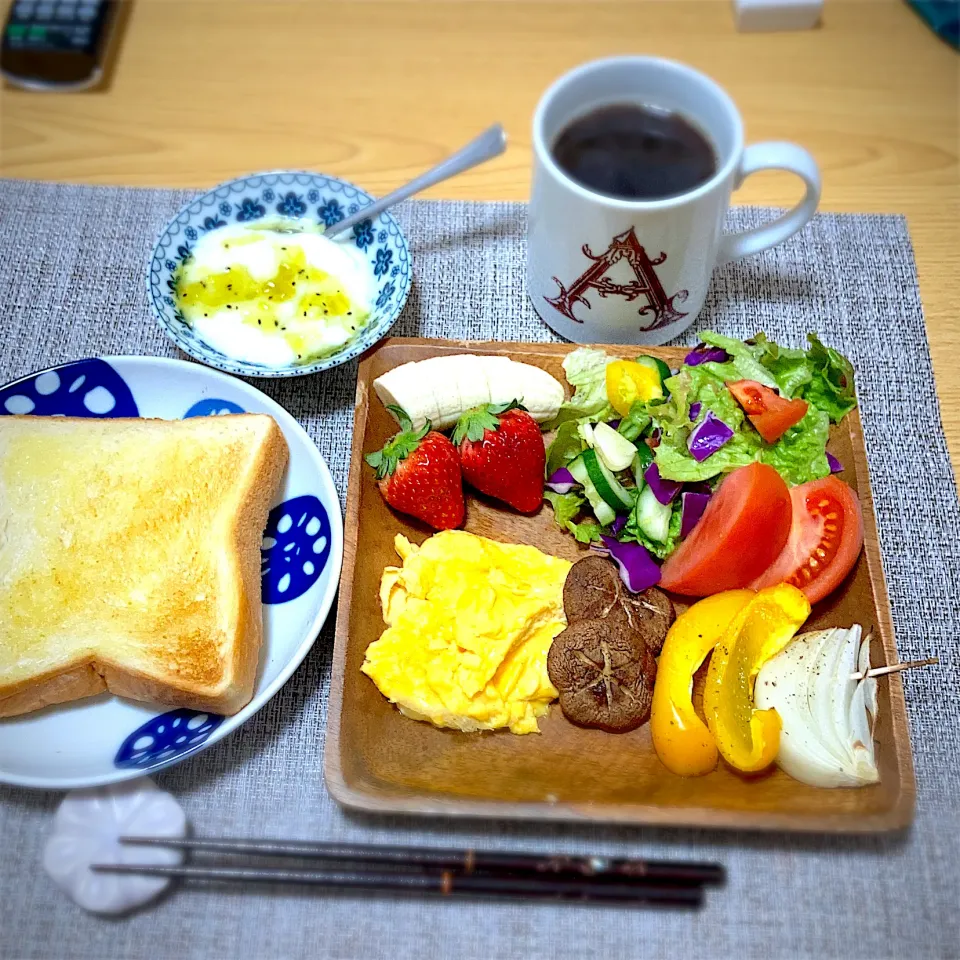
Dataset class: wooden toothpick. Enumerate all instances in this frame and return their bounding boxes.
[850,656,939,682]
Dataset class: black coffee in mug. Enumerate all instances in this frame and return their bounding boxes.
[551,103,717,201]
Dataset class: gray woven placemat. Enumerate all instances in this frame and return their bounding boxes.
[0,179,958,960]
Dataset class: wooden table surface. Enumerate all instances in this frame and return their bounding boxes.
[1,0,958,465]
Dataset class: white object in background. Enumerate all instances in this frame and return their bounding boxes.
[527,57,822,346]
[733,0,823,32]
[43,778,187,914]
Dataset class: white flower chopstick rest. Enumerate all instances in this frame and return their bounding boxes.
[43,777,187,915]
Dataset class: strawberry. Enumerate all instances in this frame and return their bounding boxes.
[365,406,464,530]
[452,401,546,514]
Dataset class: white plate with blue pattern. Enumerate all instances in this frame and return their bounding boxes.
[147,170,412,379]
[0,356,343,789]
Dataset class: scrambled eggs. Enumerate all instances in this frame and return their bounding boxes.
[361,531,572,734]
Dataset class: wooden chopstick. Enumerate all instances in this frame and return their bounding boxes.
[120,836,724,887]
[92,862,704,907]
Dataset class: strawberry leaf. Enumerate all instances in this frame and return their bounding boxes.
[452,400,524,446]
[385,404,413,433]
[366,416,432,480]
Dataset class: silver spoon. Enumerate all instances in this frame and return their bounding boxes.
[323,124,507,240]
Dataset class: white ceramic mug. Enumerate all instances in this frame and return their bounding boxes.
[528,57,821,345]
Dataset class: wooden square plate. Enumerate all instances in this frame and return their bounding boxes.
[325,338,915,832]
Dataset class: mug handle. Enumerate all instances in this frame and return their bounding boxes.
[716,142,821,264]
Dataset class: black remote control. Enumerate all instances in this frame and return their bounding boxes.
[1,0,118,90]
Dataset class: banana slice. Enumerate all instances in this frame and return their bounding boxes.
[477,356,517,407]
[373,362,441,428]
[374,354,565,431]
[506,361,566,421]
[456,355,493,412]
[418,356,465,427]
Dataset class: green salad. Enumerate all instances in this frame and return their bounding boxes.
[543,331,857,559]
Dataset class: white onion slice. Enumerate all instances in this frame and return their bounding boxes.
[757,625,880,789]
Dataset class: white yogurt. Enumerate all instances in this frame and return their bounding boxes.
[174,220,377,366]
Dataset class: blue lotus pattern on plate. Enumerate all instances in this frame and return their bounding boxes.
[353,219,374,251]
[236,197,265,222]
[261,495,331,603]
[276,191,307,217]
[317,199,343,226]
[114,709,224,770]
[0,359,138,418]
[147,171,412,378]
[183,398,246,418]
[373,247,393,278]
[376,281,396,311]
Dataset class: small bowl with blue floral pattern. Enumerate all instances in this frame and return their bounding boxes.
[147,171,412,378]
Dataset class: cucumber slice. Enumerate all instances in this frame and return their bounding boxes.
[582,449,634,511]
[570,450,632,512]
[592,421,638,472]
[632,452,647,489]
[561,455,618,529]
[568,455,605,514]
[633,442,654,470]
[593,500,616,527]
[636,355,672,386]
[634,484,672,543]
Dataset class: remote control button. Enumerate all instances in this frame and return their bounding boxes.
[77,2,99,21]
[6,23,27,42]
[56,2,79,19]
[12,1,37,20]
[36,1,56,18]
[26,23,47,41]
[70,24,91,45]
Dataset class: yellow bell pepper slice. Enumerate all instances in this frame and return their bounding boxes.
[605,360,663,417]
[651,590,754,777]
[703,583,811,773]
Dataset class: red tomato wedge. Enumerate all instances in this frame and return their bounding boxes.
[659,462,792,596]
[750,476,864,604]
[727,380,809,443]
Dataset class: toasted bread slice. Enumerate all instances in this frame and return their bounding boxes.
[0,414,288,718]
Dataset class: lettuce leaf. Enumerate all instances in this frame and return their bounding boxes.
[654,433,759,482]
[547,347,614,426]
[621,495,683,559]
[543,489,582,526]
[803,333,857,423]
[650,366,759,481]
[700,331,779,388]
[617,400,652,442]
[749,332,812,397]
[760,406,831,485]
[699,330,857,424]
[652,361,833,486]
[545,420,585,478]
[570,519,603,543]
[543,490,603,543]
